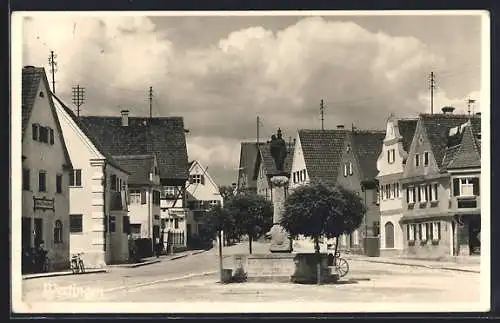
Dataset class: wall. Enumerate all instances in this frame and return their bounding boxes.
[289,133,309,191]
[22,81,70,270]
[186,162,223,205]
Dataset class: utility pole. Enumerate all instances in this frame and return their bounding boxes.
[148,86,153,118]
[71,85,86,117]
[256,116,260,144]
[320,99,325,130]
[467,97,476,115]
[48,51,57,93]
[429,72,436,114]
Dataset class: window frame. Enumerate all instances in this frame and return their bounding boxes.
[423,151,430,166]
[408,186,415,204]
[38,170,47,192]
[415,154,420,167]
[69,169,82,187]
[56,174,63,194]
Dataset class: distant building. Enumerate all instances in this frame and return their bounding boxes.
[21,66,73,271]
[376,116,418,256]
[113,154,161,247]
[186,160,223,243]
[53,95,130,268]
[236,142,260,195]
[400,107,481,258]
[79,111,190,252]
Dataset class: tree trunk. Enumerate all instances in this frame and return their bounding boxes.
[218,230,223,283]
[249,234,253,255]
[314,236,321,285]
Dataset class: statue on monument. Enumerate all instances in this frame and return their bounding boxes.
[270,128,287,173]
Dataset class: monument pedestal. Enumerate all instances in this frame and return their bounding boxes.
[268,175,292,253]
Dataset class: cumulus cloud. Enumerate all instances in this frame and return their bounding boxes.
[21,15,481,185]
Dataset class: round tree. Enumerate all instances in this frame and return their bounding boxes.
[281,181,366,254]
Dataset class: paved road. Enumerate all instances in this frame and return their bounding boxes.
[21,241,481,305]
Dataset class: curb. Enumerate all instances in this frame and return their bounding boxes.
[356,259,480,273]
[109,259,162,268]
[22,269,108,280]
[191,250,207,256]
[170,254,188,260]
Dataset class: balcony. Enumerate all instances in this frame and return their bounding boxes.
[110,191,127,211]
[449,195,480,212]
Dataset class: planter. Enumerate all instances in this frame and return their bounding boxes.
[290,253,332,284]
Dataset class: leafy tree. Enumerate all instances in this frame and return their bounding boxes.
[281,181,366,254]
[226,194,273,254]
[219,185,236,203]
[198,204,235,248]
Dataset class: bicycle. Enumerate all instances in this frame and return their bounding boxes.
[333,250,349,278]
[71,253,85,274]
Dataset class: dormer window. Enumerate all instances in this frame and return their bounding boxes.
[189,174,204,185]
[387,149,395,164]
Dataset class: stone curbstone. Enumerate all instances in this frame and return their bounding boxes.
[22,268,108,280]
[356,259,480,273]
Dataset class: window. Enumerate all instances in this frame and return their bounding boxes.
[190,174,204,184]
[407,224,415,241]
[56,174,62,193]
[38,171,46,192]
[109,216,116,232]
[415,154,420,167]
[293,172,297,183]
[429,183,438,202]
[32,124,39,141]
[420,185,427,203]
[23,168,30,191]
[454,178,479,197]
[385,184,390,200]
[407,186,415,204]
[395,182,400,198]
[380,185,385,200]
[49,128,54,145]
[302,170,307,181]
[424,151,429,166]
[348,162,353,176]
[153,190,161,205]
[163,186,179,199]
[141,190,147,204]
[174,218,179,229]
[343,163,348,177]
[425,223,431,241]
[123,216,130,234]
[54,220,63,243]
[69,169,82,187]
[209,200,220,207]
[39,126,49,143]
[110,175,117,190]
[390,184,395,199]
[70,214,83,233]
[418,223,423,240]
[129,190,141,204]
[431,222,441,241]
[387,149,395,164]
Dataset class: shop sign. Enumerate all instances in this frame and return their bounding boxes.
[33,196,55,211]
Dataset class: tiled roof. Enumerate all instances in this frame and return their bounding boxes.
[237,142,260,189]
[443,121,481,170]
[113,154,155,185]
[254,143,294,178]
[79,116,189,180]
[397,119,418,152]
[22,67,73,169]
[420,113,481,169]
[298,129,347,184]
[51,95,129,174]
[22,66,44,137]
[351,130,386,182]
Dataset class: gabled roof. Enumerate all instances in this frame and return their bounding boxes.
[188,159,219,189]
[298,129,347,183]
[79,116,189,181]
[113,154,155,185]
[237,142,260,189]
[420,113,481,169]
[442,121,481,170]
[253,143,294,179]
[22,66,73,169]
[397,119,418,152]
[351,130,386,182]
[51,94,129,175]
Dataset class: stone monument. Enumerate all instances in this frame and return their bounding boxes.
[267,128,293,253]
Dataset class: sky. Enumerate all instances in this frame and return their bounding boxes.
[20,12,484,186]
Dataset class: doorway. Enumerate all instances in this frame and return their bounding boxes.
[469,217,480,255]
[22,217,32,251]
[34,218,43,247]
[384,222,395,248]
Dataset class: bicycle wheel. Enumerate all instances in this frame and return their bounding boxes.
[335,258,349,278]
[79,260,85,273]
[71,259,78,274]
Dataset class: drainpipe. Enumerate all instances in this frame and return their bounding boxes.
[103,162,108,263]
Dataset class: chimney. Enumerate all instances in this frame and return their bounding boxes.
[120,110,129,126]
[441,106,455,115]
[337,125,345,130]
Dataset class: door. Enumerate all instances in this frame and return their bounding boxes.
[22,218,32,251]
[34,218,43,247]
[469,217,481,255]
[384,222,395,248]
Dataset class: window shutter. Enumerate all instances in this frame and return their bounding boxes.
[201,175,205,185]
[472,178,480,196]
[69,171,74,186]
[437,222,441,240]
[406,224,410,240]
[76,170,81,186]
[406,187,410,203]
[434,183,438,200]
[417,186,421,201]
[453,178,460,196]
[141,190,147,204]
[32,124,39,140]
[387,150,390,163]
[49,128,54,145]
